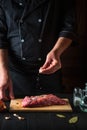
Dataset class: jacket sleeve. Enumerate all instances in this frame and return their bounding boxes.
[58,0,77,42]
[0,5,8,49]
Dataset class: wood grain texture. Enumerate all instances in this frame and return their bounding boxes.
[10,98,72,112]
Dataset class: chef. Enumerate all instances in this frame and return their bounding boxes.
[0,0,77,99]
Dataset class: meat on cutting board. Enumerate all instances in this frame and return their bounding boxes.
[22,94,68,107]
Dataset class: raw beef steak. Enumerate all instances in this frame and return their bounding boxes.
[22,94,67,107]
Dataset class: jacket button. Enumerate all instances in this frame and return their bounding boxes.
[38,38,42,43]
[19,3,23,6]
[22,57,26,60]
[38,19,42,23]
[38,57,42,61]
[21,39,24,43]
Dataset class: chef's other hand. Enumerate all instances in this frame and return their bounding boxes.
[39,50,61,74]
[0,69,14,100]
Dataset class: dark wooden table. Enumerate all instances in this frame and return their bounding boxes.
[0,94,87,130]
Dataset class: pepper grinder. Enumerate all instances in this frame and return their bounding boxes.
[79,83,87,112]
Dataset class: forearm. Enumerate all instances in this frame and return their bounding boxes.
[52,37,72,56]
[0,49,14,100]
[0,49,8,70]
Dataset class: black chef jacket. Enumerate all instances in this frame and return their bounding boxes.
[0,0,76,74]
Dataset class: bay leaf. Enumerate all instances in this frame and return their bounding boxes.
[56,114,66,118]
[69,116,78,124]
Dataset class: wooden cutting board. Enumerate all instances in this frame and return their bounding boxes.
[10,98,72,112]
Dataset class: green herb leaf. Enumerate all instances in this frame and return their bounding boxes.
[69,116,78,124]
[56,114,66,118]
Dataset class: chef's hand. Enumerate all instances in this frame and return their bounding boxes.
[0,69,14,100]
[39,50,61,74]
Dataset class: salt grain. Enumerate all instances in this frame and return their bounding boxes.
[5,116,11,120]
[13,113,18,117]
[18,116,25,120]
[13,113,25,120]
